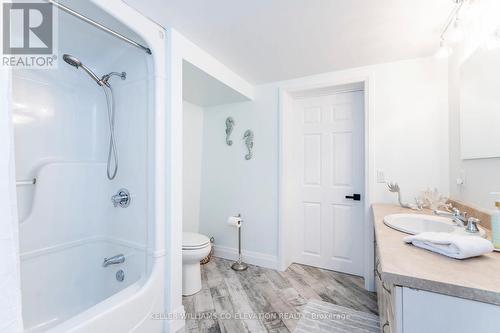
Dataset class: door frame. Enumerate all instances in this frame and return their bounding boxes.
[278,75,375,291]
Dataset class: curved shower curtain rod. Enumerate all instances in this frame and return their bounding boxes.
[47,0,152,55]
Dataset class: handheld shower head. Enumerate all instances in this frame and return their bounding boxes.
[62,54,81,67]
[63,54,103,86]
[62,53,125,181]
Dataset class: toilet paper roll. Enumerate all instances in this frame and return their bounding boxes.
[227,216,242,228]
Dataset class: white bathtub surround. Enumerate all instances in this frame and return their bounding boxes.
[0,68,23,333]
[3,0,169,332]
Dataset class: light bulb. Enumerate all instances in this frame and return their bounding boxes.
[435,41,453,59]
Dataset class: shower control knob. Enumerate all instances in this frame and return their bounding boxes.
[111,188,131,208]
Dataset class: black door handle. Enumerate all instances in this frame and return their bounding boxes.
[345,193,361,201]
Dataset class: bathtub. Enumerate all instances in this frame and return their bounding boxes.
[11,0,173,331]
[21,237,146,332]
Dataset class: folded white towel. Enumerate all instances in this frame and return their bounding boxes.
[404,232,494,259]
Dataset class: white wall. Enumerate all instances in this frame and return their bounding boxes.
[448,0,500,209]
[199,56,449,264]
[183,102,204,233]
[368,58,449,203]
[199,91,278,260]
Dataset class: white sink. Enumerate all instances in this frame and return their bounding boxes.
[383,213,486,237]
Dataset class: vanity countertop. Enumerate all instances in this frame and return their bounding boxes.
[373,204,500,305]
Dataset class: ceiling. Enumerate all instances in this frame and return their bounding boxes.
[125,0,454,84]
[183,61,251,107]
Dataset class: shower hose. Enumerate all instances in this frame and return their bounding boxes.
[102,85,118,180]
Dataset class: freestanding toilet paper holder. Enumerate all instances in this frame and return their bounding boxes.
[231,214,248,271]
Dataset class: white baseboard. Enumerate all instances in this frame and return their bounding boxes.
[212,245,278,270]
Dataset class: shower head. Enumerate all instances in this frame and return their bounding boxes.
[62,54,81,67]
[63,54,103,86]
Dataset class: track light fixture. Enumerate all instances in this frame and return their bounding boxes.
[435,0,466,58]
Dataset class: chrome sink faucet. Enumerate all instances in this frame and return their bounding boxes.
[433,207,468,227]
[434,207,482,234]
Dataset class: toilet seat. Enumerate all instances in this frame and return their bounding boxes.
[182,232,210,250]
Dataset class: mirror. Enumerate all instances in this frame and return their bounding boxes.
[460,44,500,159]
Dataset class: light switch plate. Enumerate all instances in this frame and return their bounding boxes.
[376,170,385,183]
[457,169,466,186]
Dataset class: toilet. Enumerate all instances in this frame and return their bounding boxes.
[182,232,211,296]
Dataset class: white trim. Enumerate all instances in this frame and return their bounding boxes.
[277,90,292,272]
[165,28,185,331]
[278,75,375,291]
[212,245,278,270]
[363,77,376,292]
[164,304,185,333]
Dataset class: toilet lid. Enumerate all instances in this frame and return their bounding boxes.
[183,232,210,249]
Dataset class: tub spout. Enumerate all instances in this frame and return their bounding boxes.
[102,254,125,267]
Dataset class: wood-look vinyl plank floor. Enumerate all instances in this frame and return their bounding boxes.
[182,257,378,333]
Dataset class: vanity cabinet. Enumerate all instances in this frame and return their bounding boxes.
[375,248,402,333]
[375,246,500,333]
[401,288,500,333]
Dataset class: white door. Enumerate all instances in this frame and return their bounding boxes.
[289,90,364,276]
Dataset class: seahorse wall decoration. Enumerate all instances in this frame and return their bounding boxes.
[225,117,235,146]
[243,129,254,160]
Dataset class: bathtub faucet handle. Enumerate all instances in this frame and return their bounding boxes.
[111,188,131,208]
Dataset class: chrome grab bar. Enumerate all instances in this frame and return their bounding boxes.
[47,0,152,55]
[16,178,36,186]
